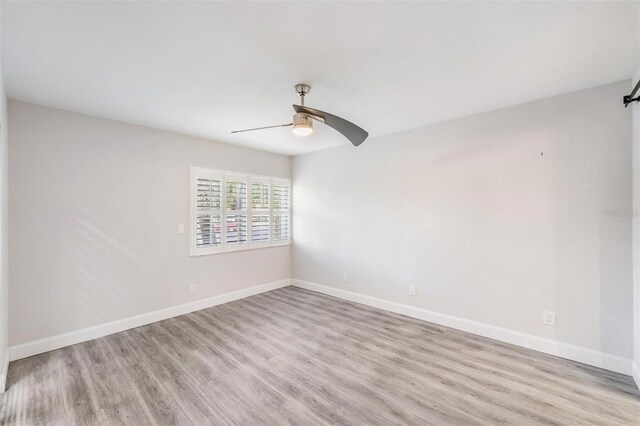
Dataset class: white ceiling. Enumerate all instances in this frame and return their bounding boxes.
[3,1,638,156]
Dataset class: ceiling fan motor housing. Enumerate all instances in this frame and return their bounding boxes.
[292,113,313,135]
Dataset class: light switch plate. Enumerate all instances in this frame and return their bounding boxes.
[177,223,185,234]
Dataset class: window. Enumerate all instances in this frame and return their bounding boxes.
[190,167,291,256]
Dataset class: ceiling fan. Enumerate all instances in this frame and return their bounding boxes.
[231,84,369,146]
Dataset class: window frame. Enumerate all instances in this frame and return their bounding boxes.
[190,166,291,257]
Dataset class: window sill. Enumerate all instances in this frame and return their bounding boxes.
[189,241,291,257]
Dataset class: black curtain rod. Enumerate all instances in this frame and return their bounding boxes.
[623,80,640,107]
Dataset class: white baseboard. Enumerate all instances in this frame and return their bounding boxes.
[0,348,8,393]
[292,279,633,376]
[633,362,640,390]
[9,279,291,362]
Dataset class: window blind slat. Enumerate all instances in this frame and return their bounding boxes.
[252,182,270,211]
[226,180,248,211]
[196,214,221,247]
[251,214,270,242]
[196,177,222,211]
[273,213,290,241]
[273,184,290,211]
[226,214,248,245]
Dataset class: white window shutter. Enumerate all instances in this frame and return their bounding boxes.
[272,179,291,244]
[224,174,249,251]
[190,168,223,255]
[190,167,291,256]
[251,177,271,246]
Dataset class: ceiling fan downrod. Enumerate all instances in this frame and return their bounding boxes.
[295,83,311,106]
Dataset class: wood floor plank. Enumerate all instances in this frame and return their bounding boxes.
[99,398,151,426]
[145,322,218,386]
[124,362,192,426]
[58,346,108,425]
[162,373,233,426]
[120,327,186,384]
[89,360,151,425]
[1,286,638,425]
[198,366,285,425]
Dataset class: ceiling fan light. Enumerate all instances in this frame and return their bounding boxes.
[292,113,313,136]
[293,126,313,136]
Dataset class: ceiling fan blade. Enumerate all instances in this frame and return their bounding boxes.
[293,105,368,146]
[231,123,293,134]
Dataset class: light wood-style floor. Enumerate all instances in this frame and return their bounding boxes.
[1,286,639,425]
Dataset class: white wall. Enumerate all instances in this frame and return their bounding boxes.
[293,81,633,362]
[633,78,640,386]
[633,52,640,387]
[631,6,640,389]
[0,3,9,392]
[8,100,290,347]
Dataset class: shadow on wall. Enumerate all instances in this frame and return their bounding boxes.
[72,208,167,330]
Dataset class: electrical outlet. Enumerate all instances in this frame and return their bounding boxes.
[343,273,350,283]
[177,223,185,234]
[409,285,417,296]
[189,284,196,295]
[543,311,556,326]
